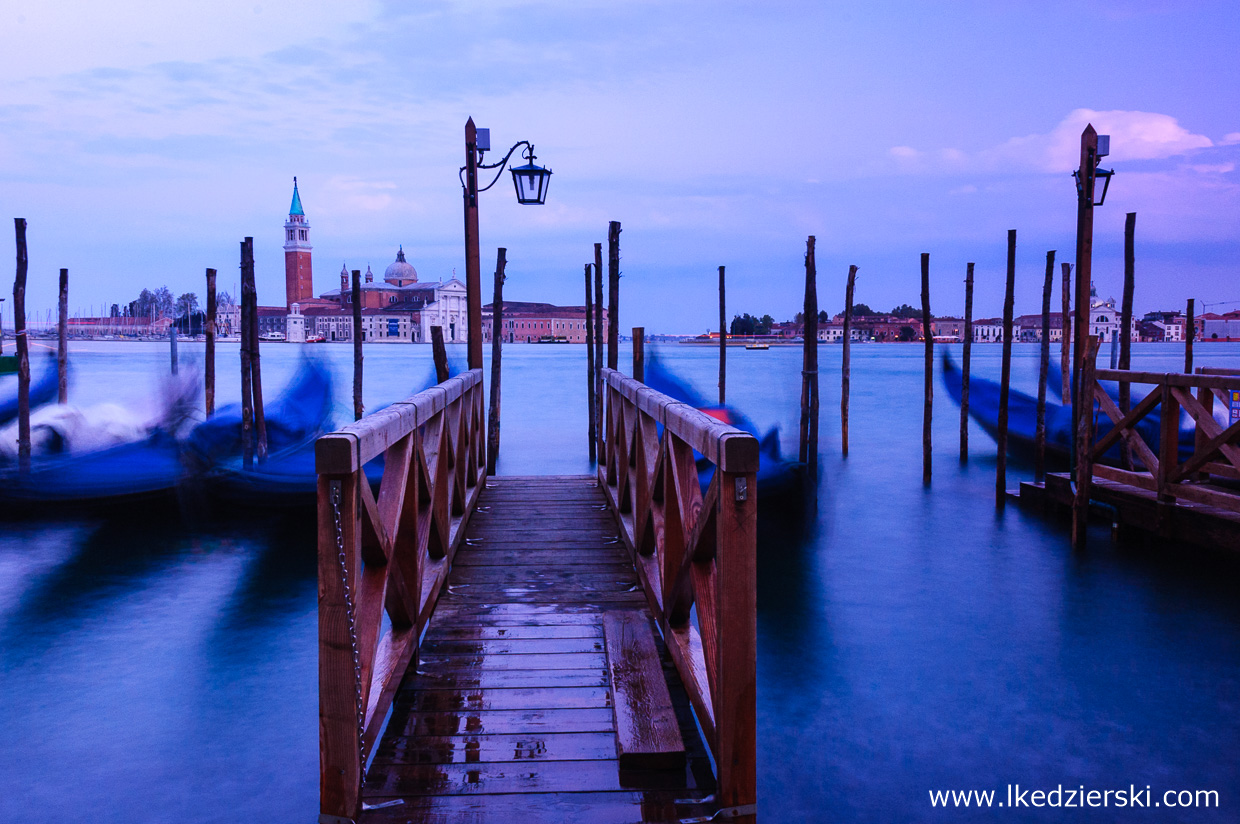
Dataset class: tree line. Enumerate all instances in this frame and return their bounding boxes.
[124,288,235,320]
[729,303,930,334]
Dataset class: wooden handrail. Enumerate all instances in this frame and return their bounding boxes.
[597,367,758,821]
[1076,356,1240,540]
[317,368,486,821]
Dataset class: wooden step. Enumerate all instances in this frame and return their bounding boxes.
[602,610,686,772]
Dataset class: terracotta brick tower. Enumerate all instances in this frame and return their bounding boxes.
[283,177,313,308]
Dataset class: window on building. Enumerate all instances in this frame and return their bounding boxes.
[299,229,307,241]
[287,230,294,241]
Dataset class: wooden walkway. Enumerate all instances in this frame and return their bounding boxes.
[358,475,717,823]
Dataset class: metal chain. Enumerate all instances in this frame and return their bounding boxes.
[329,480,367,780]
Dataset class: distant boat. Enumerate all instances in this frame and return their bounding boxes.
[534,335,570,344]
[304,334,326,343]
[259,331,287,342]
[744,343,770,350]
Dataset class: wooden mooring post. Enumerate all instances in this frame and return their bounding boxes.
[170,323,178,376]
[430,325,449,383]
[842,264,857,456]
[251,257,267,459]
[1035,251,1055,482]
[487,248,506,475]
[1061,262,1072,405]
[921,252,932,485]
[1071,336,1101,550]
[205,267,216,416]
[997,229,1016,506]
[585,263,596,462]
[961,262,974,462]
[352,268,363,421]
[57,267,68,403]
[594,243,604,458]
[1185,298,1195,374]
[632,326,644,382]
[240,240,255,469]
[13,218,30,473]
[799,236,819,485]
[718,265,726,404]
[1120,212,1136,470]
[607,221,621,371]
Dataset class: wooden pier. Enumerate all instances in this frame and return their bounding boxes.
[316,368,758,823]
[1016,351,1240,552]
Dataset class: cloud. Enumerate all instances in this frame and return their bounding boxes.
[1221,133,1240,146]
[985,109,1213,172]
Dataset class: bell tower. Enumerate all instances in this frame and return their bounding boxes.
[284,177,313,308]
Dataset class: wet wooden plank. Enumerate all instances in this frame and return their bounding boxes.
[358,791,714,824]
[397,686,613,712]
[603,610,686,771]
[405,669,610,690]
[428,624,603,641]
[364,759,694,796]
[451,566,635,584]
[421,637,606,656]
[416,651,606,671]
[371,731,619,765]
[452,549,622,566]
[385,707,616,737]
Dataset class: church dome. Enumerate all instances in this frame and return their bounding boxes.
[384,246,418,284]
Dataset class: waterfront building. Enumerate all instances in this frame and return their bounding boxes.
[972,318,1003,343]
[284,178,314,309]
[482,301,608,343]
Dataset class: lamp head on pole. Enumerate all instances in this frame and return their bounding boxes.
[510,145,552,205]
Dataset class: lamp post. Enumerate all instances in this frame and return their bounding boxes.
[461,117,552,370]
[1070,123,1114,433]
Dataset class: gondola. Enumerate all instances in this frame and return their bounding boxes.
[940,351,1197,464]
[642,353,806,514]
[0,354,59,427]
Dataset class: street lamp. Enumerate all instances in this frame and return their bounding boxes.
[460,118,552,370]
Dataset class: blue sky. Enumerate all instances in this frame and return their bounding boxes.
[2,0,1237,333]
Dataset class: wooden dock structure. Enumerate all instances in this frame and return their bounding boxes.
[316,368,758,823]
[1016,347,1240,552]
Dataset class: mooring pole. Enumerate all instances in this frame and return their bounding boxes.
[607,221,620,371]
[1072,336,1101,551]
[1061,262,1072,405]
[487,248,507,475]
[240,238,254,469]
[352,269,363,421]
[13,219,30,473]
[431,326,449,383]
[799,236,819,486]
[997,229,1016,507]
[921,253,932,486]
[842,265,857,457]
[718,265,726,404]
[205,267,217,416]
[632,327,645,383]
[245,238,267,460]
[58,267,68,403]
[170,323,179,376]
[585,264,596,463]
[594,243,604,461]
[1035,250,1055,483]
[961,262,974,463]
[1185,298,1195,374]
[1119,213,1136,471]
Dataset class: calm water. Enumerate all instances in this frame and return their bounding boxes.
[1,339,1238,822]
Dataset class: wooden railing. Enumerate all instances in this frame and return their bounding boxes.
[316,369,486,821]
[1075,346,1240,542]
[598,367,759,820]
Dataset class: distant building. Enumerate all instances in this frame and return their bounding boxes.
[482,301,608,343]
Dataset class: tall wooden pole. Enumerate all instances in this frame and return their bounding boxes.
[1060,262,1072,404]
[205,267,217,416]
[842,265,857,457]
[13,219,30,473]
[921,253,933,486]
[718,265,726,405]
[997,229,1016,506]
[632,327,645,383]
[594,244,604,460]
[584,264,596,463]
[1072,124,1099,435]
[58,268,68,403]
[431,326,449,383]
[463,118,483,371]
[1185,298,1195,374]
[487,248,507,475]
[352,269,363,421]
[607,221,621,371]
[170,323,178,375]
[247,238,267,460]
[1120,212,1136,470]
[960,262,974,463]
[240,238,255,469]
[1035,250,1055,482]
[1072,336,1101,551]
[799,236,819,485]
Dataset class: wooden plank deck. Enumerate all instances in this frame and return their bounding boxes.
[359,475,717,824]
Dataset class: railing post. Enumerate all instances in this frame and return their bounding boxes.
[716,468,757,822]
[1072,336,1100,551]
[1158,376,1180,534]
[318,471,363,822]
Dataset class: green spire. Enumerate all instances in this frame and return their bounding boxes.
[289,177,305,216]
